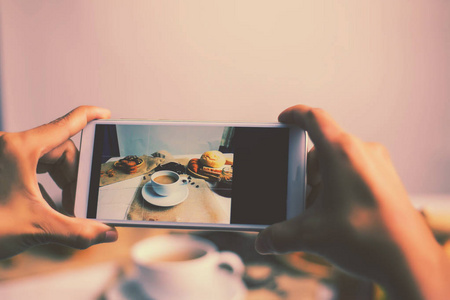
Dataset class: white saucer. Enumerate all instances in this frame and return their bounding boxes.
[105,271,247,300]
[141,181,188,207]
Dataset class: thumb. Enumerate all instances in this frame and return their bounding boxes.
[255,211,321,255]
[45,213,118,249]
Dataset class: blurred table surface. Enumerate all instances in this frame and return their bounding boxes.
[0,228,337,300]
[1,195,450,300]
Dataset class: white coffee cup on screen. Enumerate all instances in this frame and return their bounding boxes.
[151,170,187,196]
[131,234,246,300]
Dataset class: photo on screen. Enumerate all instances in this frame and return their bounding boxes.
[87,124,289,226]
[94,124,234,224]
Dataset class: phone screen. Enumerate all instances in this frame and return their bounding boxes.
[86,123,290,226]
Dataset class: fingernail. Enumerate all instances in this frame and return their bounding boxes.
[103,230,118,243]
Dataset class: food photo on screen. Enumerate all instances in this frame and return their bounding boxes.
[86,123,289,226]
[91,124,235,224]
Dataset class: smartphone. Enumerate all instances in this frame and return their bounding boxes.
[75,120,307,231]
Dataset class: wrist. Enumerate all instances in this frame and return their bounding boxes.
[380,215,450,300]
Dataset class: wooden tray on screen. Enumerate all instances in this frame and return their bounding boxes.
[186,166,219,182]
[113,159,144,169]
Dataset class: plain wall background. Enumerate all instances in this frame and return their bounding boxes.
[1,0,449,198]
[116,124,225,156]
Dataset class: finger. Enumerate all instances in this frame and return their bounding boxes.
[279,105,345,154]
[62,183,76,216]
[307,147,321,186]
[45,212,118,249]
[27,106,110,156]
[304,147,323,209]
[366,142,391,161]
[38,183,58,210]
[255,210,323,255]
[38,140,80,215]
[306,181,323,209]
[38,139,78,189]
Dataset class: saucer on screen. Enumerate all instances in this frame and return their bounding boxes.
[141,181,188,207]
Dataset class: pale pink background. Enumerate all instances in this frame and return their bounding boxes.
[1,0,449,195]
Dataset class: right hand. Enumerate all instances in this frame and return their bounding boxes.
[255,105,450,299]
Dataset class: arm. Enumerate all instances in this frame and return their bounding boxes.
[255,105,450,299]
[0,106,118,259]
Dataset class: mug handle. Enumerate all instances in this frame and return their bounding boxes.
[217,251,245,276]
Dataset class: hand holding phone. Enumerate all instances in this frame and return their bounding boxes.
[256,105,450,300]
[75,120,307,231]
[0,106,117,259]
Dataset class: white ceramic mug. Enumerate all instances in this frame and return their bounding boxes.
[131,234,246,300]
[151,170,186,196]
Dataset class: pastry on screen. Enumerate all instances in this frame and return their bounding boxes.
[187,158,200,173]
[199,150,226,168]
[114,155,143,174]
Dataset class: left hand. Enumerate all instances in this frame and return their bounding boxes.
[0,106,118,259]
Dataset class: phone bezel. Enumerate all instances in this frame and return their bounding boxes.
[75,119,307,231]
